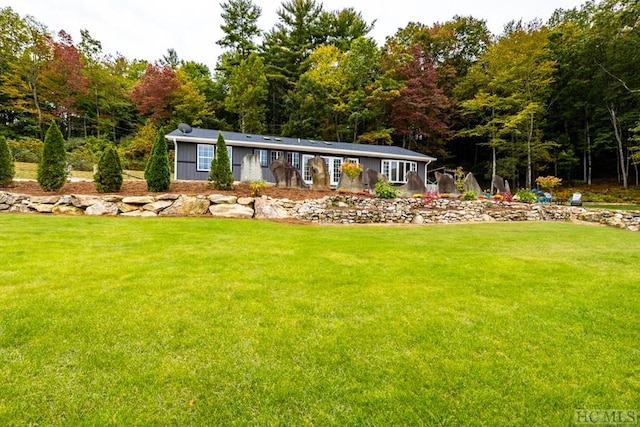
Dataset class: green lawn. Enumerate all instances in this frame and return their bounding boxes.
[13,161,144,180]
[1,217,639,426]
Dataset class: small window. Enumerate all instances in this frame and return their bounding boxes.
[270,150,284,163]
[254,149,268,167]
[197,144,214,171]
[287,152,300,169]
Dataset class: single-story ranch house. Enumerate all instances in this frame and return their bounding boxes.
[166,128,437,188]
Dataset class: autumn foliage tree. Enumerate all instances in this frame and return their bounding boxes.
[130,63,179,123]
[391,45,451,156]
[44,30,88,135]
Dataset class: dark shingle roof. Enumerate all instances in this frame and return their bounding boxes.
[166,128,436,162]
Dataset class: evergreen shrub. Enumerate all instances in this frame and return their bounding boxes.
[94,145,123,193]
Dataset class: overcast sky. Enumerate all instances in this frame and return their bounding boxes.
[4,0,587,70]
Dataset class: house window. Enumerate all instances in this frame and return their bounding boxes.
[381,160,417,183]
[346,157,359,164]
[301,155,343,187]
[254,149,268,167]
[287,152,300,169]
[197,144,214,171]
[198,144,232,172]
[270,150,284,163]
[302,154,314,182]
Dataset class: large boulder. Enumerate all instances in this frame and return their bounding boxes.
[142,200,173,213]
[209,204,254,219]
[52,205,84,215]
[160,195,210,216]
[493,175,507,193]
[269,158,308,189]
[435,172,457,194]
[463,172,482,195]
[85,200,119,216]
[366,168,384,194]
[308,156,330,191]
[122,196,155,204]
[337,170,364,193]
[240,154,263,183]
[254,198,290,220]
[398,171,426,197]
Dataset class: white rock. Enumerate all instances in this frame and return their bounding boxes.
[85,200,119,216]
[209,194,238,204]
[208,204,254,219]
[122,196,155,204]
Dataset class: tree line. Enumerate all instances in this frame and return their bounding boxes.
[0,0,639,188]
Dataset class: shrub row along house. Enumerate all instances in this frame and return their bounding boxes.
[166,128,437,188]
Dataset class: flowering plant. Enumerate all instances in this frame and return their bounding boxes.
[341,162,363,178]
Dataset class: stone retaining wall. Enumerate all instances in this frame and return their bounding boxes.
[1,191,638,232]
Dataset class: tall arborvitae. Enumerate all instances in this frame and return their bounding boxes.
[0,135,15,187]
[209,132,234,190]
[37,122,67,191]
[144,128,171,192]
[94,144,123,193]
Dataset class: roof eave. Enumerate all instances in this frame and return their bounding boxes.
[167,134,437,163]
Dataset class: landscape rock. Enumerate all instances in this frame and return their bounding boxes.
[308,156,330,191]
[463,172,483,195]
[51,205,85,216]
[366,168,384,194]
[493,175,507,193]
[32,203,54,213]
[72,195,103,208]
[237,197,254,205]
[29,195,61,204]
[337,171,364,193]
[398,172,426,197]
[9,204,32,213]
[209,204,254,219]
[142,200,173,213]
[85,200,119,216]
[240,154,263,183]
[435,172,457,194]
[254,198,290,219]
[209,194,238,204]
[122,196,155,204]
[269,158,308,189]
[120,210,157,217]
[160,195,210,216]
[117,202,139,213]
[0,204,9,211]
[156,194,180,201]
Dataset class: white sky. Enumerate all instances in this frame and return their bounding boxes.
[3,0,587,70]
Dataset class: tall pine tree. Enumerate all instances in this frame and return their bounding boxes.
[37,122,67,191]
[94,144,123,193]
[144,128,171,192]
[209,132,234,190]
[0,135,15,187]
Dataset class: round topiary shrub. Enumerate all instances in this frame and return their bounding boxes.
[94,145,123,193]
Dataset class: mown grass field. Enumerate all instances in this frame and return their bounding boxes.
[1,216,639,426]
